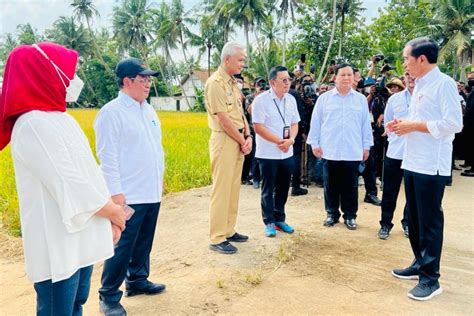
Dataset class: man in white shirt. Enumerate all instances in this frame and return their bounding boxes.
[253,66,300,237]
[378,74,414,240]
[95,58,166,315]
[307,63,373,230]
[388,38,463,301]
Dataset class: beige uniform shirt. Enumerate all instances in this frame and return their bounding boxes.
[205,67,245,131]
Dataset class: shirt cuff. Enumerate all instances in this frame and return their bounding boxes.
[426,121,441,139]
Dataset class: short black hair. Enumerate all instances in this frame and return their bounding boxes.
[352,67,360,73]
[406,37,439,64]
[269,66,288,80]
[334,63,353,75]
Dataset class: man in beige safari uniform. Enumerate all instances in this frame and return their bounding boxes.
[205,42,252,254]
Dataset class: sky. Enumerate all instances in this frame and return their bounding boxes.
[0,0,388,36]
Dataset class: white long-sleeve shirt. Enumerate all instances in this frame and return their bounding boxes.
[384,89,411,160]
[307,88,373,161]
[11,111,114,283]
[401,67,463,176]
[94,91,165,204]
[252,89,300,159]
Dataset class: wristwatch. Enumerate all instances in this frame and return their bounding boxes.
[289,137,295,144]
[245,134,253,139]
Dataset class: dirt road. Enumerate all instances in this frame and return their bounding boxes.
[1,171,473,315]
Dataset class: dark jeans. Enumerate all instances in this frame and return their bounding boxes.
[99,202,160,303]
[323,160,360,220]
[404,170,448,285]
[362,146,377,196]
[307,145,324,183]
[250,138,261,182]
[259,157,293,225]
[34,265,93,316]
[380,157,409,228]
[291,151,302,188]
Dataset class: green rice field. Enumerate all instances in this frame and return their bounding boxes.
[0,110,211,236]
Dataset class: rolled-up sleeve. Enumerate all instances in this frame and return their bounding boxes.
[94,109,123,195]
[361,97,374,149]
[426,80,463,139]
[307,96,323,148]
[13,118,109,233]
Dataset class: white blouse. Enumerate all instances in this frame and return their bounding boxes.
[10,110,114,283]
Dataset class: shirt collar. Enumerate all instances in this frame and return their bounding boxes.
[270,88,288,102]
[332,86,355,97]
[217,66,236,84]
[414,66,440,85]
[118,91,143,108]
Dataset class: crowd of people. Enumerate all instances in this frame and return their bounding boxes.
[0,36,471,315]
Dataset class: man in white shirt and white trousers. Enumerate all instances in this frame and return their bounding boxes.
[388,38,463,301]
[95,58,166,315]
[307,63,373,230]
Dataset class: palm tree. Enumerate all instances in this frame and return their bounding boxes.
[151,1,192,108]
[206,0,234,43]
[46,16,97,106]
[318,0,365,57]
[16,23,42,44]
[316,0,337,84]
[0,33,18,61]
[427,0,473,81]
[225,0,267,64]
[188,14,224,76]
[254,14,283,77]
[112,0,160,96]
[70,0,111,74]
[277,0,301,66]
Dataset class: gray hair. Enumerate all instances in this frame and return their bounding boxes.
[220,42,245,63]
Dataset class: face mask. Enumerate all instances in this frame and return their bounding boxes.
[32,44,84,102]
[237,82,243,91]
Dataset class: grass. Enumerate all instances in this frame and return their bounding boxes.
[0,109,211,236]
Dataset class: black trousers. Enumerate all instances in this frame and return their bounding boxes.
[323,160,360,220]
[380,157,409,228]
[362,146,378,196]
[259,157,293,225]
[291,151,302,188]
[99,202,160,302]
[404,170,448,286]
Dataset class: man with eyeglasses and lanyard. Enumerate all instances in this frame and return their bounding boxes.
[252,66,300,237]
[95,58,165,315]
[307,63,373,230]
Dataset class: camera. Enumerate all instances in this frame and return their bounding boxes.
[257,81,269,91]
[373,54,384,62]
[301,79,317,99]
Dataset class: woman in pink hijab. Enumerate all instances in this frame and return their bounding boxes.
[0,42,126,315]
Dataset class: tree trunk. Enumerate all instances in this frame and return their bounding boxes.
[338,11,345,57]
[253,28,269,79]
[86,18,113,78]
[282,11,287,66]
[245,23,251,68]
[208,43,211,77]
[317,0,338,85]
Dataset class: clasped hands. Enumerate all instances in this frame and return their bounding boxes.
[384,118,413,136]
[277,138,293,153]
[241,137,252,155]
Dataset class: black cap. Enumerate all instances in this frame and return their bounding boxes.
[116,57,158,78]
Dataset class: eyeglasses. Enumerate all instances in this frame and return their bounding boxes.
[275,77,291,84]
[129,76,152,84]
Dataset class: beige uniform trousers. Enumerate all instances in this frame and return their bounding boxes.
[209,131,244,244]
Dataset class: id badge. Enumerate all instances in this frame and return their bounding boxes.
[283,126,290,139]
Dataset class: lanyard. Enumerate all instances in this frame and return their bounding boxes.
[272,98,287,125]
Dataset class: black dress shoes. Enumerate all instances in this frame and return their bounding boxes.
[344,218,357,230]
[461,169,474,177]
[364,194,382,206]
[291,187,308,196]
[125,281,166,297]
[99,300,127,316]
[323,215,339,227]
[226,232,249,242]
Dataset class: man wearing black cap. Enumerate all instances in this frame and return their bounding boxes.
[94,58,165,315]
